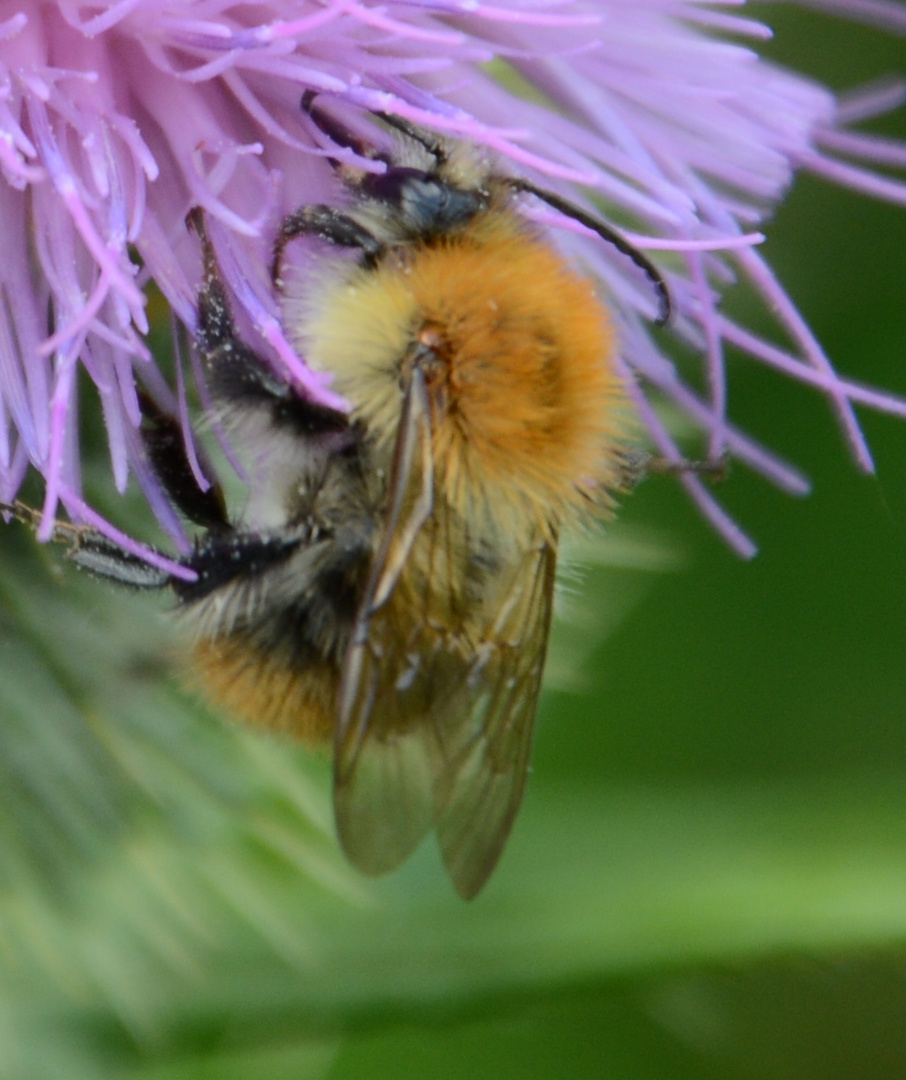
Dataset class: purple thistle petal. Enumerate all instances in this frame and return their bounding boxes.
[735,244,875,472]
[0,0,901,558]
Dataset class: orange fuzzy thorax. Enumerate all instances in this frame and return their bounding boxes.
[302,212,631,534]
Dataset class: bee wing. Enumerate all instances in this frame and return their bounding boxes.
[334,368,439,875]
[434,539,556,899]
[334,367,557,898]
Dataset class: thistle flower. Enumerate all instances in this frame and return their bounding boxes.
[1,0,905,561]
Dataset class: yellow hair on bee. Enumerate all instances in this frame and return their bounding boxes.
[300,212,631,534]
[24,116,667,900]
[190,637,336,742]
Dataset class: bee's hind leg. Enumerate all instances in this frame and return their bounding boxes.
[0,500,172,589]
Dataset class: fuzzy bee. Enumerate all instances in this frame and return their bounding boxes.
[6,96,668,898]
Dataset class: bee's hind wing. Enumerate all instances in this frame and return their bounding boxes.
[434,539,556,899]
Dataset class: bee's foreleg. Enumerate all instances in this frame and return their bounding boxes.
[301,91,390,169]
[271,205,381,287]
[186,208,289,406]
[186,208,351,444]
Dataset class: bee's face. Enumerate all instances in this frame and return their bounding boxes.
[12,98,666,899]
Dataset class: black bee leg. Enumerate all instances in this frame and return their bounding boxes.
[0,500,173,588]
[64,530,174,587]
[186,208,302,407]
[137,390,229,531]
[170,531,304,605]
[0,498,301,595]
[302,91,387,165]
[186,208,352,439]
[271,205,382,287]
[303,90,447,171]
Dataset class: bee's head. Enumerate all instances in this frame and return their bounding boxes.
[361,166,488,239]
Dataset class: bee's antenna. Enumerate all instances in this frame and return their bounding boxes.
[508,178,671,326]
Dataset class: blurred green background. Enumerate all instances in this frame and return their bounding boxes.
[2,5,906,1078]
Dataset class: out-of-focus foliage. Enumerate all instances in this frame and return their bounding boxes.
[2,8,906,1079]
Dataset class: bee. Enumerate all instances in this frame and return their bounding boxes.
[5,96,669,898]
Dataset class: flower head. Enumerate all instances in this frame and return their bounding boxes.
[1,0,905,559]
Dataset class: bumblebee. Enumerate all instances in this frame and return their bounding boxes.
[7,96,668,898]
